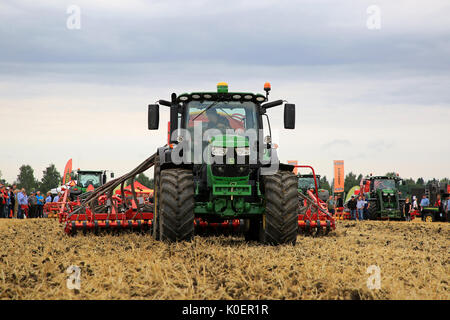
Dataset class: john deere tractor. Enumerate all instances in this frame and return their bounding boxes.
[69,170,114,201]
[362,175,405,220]
[297,174,329,202]
[147,82,298,244]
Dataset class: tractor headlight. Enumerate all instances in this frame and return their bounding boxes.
[211,146,227,156]
[235,147,250,156]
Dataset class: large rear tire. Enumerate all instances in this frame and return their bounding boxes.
[159,168,195,242]
[152,156,161,240]
[260,170,298,245]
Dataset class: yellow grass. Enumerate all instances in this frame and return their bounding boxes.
[0,218,448,300]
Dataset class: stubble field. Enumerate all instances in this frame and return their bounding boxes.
[0,218,448,300]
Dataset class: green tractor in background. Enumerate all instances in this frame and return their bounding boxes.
[147,82,298,244]
[69,169,114,201]
[297,174,329,202]
[361,175,405,220]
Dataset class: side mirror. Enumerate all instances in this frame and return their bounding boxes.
[102,174,107,185]
[284,104,295,129]
[148,104,160,130]
[110,172,114,178]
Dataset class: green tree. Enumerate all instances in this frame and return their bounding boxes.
[0,169,6,185]
[40,164,61,193]
[126,173,154,189]
[16,165,38,192]
[416,177,425,186]
[136,173,154,188]
[319,175,332,193]
[385,172,398,178]
[344,172,359,194]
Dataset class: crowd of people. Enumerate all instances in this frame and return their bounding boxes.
[327,192,450,222]
[0,184,62,219]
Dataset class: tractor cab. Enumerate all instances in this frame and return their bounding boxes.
[298,174,321,193]
[70,170,114,200]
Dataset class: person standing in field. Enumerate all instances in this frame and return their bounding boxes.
[36,191,44,218]
[404,197,412,222]
[348,196,357,220]
[356,195,366,221]
[8,188,15,218]
[326,195,335,215]
[28,192,38,218]
[53,192,61,203]
[17,189,28,219]
[13,189,19,218]
[45,192,52,204]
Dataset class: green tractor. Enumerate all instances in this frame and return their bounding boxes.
[147,82,298,244]
[361,175,405,220]
[297,174,329,202]
[69,170,114,201]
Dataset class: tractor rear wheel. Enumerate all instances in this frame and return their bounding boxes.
[152,156,161,240]
[260,170,298,245]
[159,168,195,242]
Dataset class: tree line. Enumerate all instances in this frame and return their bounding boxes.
[0,165,154,193]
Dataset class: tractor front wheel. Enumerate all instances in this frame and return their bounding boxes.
[367,201,378,220]
[260,170,298,245]
[159,168,195,242]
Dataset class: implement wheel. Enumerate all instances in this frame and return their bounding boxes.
[260,170,298,245]
[159,168,195,242]
[423,213,435,223]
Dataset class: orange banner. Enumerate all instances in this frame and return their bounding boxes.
[334,160,344,193]
[62,159,72,185]
[287,160,298,175]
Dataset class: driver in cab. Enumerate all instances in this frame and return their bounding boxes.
[205,108,229,131]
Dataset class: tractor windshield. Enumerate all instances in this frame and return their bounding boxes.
[298,177,317,191]
[373,179,396,190]
[185,100,258,132]
[78,172,102,188]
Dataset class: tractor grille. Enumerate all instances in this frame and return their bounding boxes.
[212,165,250,177]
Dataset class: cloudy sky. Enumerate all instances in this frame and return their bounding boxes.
[0,0,449,184]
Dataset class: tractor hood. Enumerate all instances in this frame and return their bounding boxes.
[210,135,249,148]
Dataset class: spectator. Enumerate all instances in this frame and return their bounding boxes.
[348,196,357,220]
[28,192,38,218]
[0,185,7,218]
[363,195,369,219]
[420,195,430,209]
[446,196,450,221]
[326,195,335,215]
[13,189,19,218]
[8,187,15,218]
[404,197,412,222]
[412,196,418,210]
[5,187,11,218]
[17,189,28,219]
[53,192,61,203]
[356,195,366,221]
[45,192,52,203]
[36,191,44,218]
